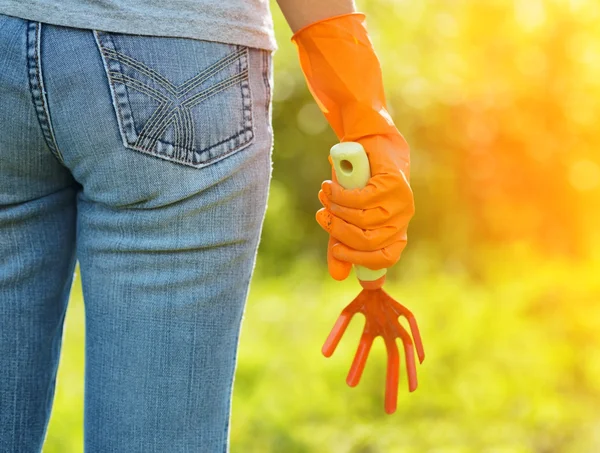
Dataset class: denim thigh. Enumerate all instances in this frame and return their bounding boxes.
[0,12,273,453]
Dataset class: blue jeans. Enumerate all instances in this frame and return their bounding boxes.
[0,13,273,452]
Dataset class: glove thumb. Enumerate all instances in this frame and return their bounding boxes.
[327,235,352,281]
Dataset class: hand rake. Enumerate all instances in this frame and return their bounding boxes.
[322,142,425,414]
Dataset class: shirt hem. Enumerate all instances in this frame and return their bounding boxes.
[0,5,278,51]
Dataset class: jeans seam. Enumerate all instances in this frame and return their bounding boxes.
[240,47,254,148]
[26,21,66,166]
[262,50,272,127]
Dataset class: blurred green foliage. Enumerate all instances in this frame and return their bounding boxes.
[46,247,600,452]
[43,0,600,451]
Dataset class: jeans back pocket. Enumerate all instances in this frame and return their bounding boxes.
[93,31,254,169]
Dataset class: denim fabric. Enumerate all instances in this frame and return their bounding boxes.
[0,12,273,453]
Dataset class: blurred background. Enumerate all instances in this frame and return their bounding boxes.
[44,0,600,451]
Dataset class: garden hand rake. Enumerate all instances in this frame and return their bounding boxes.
[322,142,425,415]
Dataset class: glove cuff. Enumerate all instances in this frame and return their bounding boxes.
[290,12,367,42]
[291,12,401,145]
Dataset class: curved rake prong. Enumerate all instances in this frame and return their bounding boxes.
[382,289,425,364]
[346,332,374,387]
[407,316,425,364]
[322,294,364,357]
[384,336,400,414]
[322,311,354,357]
[394,321,417,392]
[323,286,425,414]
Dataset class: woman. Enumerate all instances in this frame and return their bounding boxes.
[0,0,414,450]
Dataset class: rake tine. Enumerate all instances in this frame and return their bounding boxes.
[406,315,425,364]
[382,290,425,364]
[322,310,354,357]
[395,322,418,392]
[384,337,400,414]
[322,291,366,357]
[346,332,375,387]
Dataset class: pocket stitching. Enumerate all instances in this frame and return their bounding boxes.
[93,30,132,150]
[102,47,177,96]
[93,31,254,168]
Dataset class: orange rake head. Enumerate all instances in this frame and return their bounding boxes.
[322,277,425,414]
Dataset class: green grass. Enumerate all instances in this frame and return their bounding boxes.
[44,250,600,452]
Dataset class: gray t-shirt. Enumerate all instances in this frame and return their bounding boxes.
[0,0,277,51]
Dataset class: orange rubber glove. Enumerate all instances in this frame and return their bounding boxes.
[291,12,415,280]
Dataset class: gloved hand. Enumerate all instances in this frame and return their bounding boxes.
[291,12,415,281]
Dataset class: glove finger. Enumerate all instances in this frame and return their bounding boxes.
[327,235,352,281]
[322,174,414,213]
[331,238,408,270]
[320,190,413,230]
[317,189,329,208]
[316,208,400,252]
